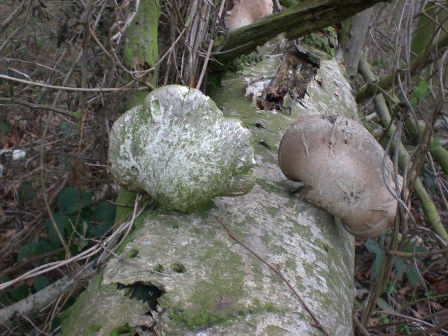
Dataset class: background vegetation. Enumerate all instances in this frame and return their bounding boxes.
[0,0,447,335]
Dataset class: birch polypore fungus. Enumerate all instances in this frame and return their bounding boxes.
[109,85,255,212]
[224,0,273,31]
[278,115,402,238]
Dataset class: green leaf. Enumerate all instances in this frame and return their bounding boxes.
[67,216,91,236]
[45,213,69,247]
[35,237,54,256]
[93,202,116,224]
[90,222,113,237]
[1,122,9,136]
[372,60,386,67]
[370,251,384,281]
[58,187,93,215]
[412,80,428,100]
[59,121,76,139]
[33,275,48,292]
[365,239,382,255]
[10,285,28,301]
[430,137,440,151]
[394,257,405,281]
[410,97,418,107]
[402,241,427,260]
[405,264,422,286]
[366,239,384,281]
[18,242,38,263]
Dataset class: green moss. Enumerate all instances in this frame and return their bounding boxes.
[122,0,160,108]
[85,324,102,335]
[113,189,137,227]
[126,249,139,259]
[154,264,165,272]
[110,323,134,336]
[116,208,157,254]
[191,200,218,217]
[170,262,186,273]
[257,179,281,193]
[206,71,223,94]
[169,302,281,330]
[170,308,231,329]
[228,52,263,72]
[303,28,337,59]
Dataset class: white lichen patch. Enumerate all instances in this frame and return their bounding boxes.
[109,85,256,211]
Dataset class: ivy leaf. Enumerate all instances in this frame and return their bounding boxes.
[33,276,48,292]
[10,285,28,301]
[93,202,116,225]
[58,187,93,215]
[45,213,69,248]
[17,242,38,263]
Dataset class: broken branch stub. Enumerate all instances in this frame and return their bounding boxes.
[278,115,402,238]
[109,85,256,212]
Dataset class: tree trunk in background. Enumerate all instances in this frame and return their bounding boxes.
[122,0,160,108]
[340,7,374,79]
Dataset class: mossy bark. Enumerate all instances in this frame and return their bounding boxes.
[122,0,160,108]
[213,0,387,65]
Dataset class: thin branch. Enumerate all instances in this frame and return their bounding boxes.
[0,74,149,93]
[387,247,448,258]
[0,97,81,120]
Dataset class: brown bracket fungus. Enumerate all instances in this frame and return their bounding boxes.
[109,85,256,212]
[224,0,273,31]
[278,114,402,238]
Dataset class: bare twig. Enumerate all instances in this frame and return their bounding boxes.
[0,74,149,92]
[0,97,81,119]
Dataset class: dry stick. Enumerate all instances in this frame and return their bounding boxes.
[388,247,448,258]
[0,74,148,92]
[214,215,330,336]
[374,310,448,335]
[0,247,66,278]
[196,0,227,89]
[0,0,27,34]
[353,316,372,336]
[407,318,448,336]
[111,0,141,41]
[0,97,81,119]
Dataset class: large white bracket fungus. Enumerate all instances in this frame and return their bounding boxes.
[109,85,256,211]
[278,115,402,238]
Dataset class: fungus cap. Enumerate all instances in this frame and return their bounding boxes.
[278,115,401,238]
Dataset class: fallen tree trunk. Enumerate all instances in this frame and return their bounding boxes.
[60,43,358,335]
